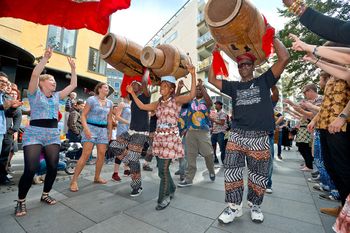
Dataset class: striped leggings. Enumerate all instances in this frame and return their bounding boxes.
[224,129,270,206]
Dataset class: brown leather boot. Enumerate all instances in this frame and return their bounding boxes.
[320,206,342,217]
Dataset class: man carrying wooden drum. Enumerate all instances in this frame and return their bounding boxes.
[209,37,289,223]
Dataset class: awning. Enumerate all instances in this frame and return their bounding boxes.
[0,38,35,65]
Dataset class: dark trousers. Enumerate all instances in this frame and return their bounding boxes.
[319,127,350,205]
[67,130,82,143]
[0,133,14,178]
[211,132,226,163]
[296,142,313,169]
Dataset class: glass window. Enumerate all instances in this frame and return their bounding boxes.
[164,31,178,44]
[88,48,106,75]
[114,82,120,89]
[47,25,77,56]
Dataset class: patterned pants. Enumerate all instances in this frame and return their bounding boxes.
[314,130,339,196]
[157,157,175,204]
[224,129,270,206]
[111,131,149,190]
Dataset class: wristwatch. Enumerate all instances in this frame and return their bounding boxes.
[338,113,348,119]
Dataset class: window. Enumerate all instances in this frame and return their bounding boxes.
[88,48,106,75]
[114,82,120,89]
[47,26,77,56]
[164,31,178,44]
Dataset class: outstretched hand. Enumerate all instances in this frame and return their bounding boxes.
[303,53,317,63]
[67,57,76,70]
[289,34,309,52]
[43,47,53,60]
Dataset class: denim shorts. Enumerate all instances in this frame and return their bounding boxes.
[22,126,61,147]
[81,124,108,145]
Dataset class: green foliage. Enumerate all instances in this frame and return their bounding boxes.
[277,0,350,95]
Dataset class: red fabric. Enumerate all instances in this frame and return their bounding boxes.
[120,73,151,98]
[212,50,229,77]
[0,0,131,35]
[236,52,257,63]
[262,15,275,58]
[58,111,62,122]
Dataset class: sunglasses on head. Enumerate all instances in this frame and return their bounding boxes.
[238,62,253,69]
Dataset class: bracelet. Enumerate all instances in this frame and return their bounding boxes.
[314,57,320,65]
[312,46,319,56]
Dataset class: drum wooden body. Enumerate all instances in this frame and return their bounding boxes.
[99,33,160,85]
[141,44,190,79]
[204,0,267,65]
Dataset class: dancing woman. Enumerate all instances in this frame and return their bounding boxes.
[126,63,196,210]
[70,82,113,192]
[15,48,77,216]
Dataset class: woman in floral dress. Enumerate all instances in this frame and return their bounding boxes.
[126,64,196,210]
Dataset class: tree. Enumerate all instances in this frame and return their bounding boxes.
[277,0,350,94]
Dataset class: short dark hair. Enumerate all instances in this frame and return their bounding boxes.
[214,100,223,106]
[0,71,8,78]
[75,99,84,105]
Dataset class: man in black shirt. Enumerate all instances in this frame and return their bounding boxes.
[114,70,150,197]
[209,38,289,224]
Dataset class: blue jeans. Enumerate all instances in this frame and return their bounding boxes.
[277,130,282,157]
[267,132,274,189]
[211,132,226,163]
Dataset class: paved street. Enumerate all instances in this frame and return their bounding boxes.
[0,146,338,233]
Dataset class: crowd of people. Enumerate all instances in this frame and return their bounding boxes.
[0,0,349,232]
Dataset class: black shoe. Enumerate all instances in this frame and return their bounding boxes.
[130,187,143,197]
[311,171,320,178]
[277,155,282,160]
[174,170,180,175]
[209,173,215,181]
[0,176,14,185]
[214,159,219,164]
[143,165,153,171]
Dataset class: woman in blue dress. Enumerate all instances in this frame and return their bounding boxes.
[15,48,77,217]
[70,82,113,192]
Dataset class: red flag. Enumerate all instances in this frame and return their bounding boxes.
[212,50,229,77]
[262,15,275,58]
[120,73,151,98]
[0,0,131,35]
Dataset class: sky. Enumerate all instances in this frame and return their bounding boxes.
[110,0,287,46]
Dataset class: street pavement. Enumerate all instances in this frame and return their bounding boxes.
[0,146,339,233]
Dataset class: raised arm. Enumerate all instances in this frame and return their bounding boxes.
[199,80,213,108]
[141,69,150,97]
[28,48,52,95]
[126,85,158,111]
[60,57,78,99]
[115,103,129,124]
[271,38,290,79]
[208,64,222,90]
[175,63,197,105]
[302,54,350,83]
[290,34,350,65]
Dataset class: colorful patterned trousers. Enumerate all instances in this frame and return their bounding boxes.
[111,131,149,191]
[156,157,176,204]
[224,129,270,206]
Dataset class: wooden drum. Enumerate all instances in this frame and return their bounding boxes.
[141,44,190,79]
[204,0,267,65]
[99,33,160,84]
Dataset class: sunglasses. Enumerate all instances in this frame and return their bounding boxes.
[238,62,253,69]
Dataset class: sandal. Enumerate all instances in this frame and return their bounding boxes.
[14,200,27,217]
[94,178,107,184]
[70,181,79,192]
[40,194,57,205]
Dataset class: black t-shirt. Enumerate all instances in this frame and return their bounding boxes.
[149,115,157,133]
[130,93,150,131]
[221,69,278,131]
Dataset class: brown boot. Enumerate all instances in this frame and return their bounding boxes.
[320,206,342,217]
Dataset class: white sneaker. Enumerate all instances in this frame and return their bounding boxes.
[6,174,13,179]
[218,206,243,224]
[265,188,273,194]
[250,205,264,223]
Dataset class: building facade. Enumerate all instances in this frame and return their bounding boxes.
[106,68,123,103]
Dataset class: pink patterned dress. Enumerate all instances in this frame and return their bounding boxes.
[333,194,350,233]
[152,97,183,159]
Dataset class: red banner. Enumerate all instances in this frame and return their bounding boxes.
[0,0,131,34]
